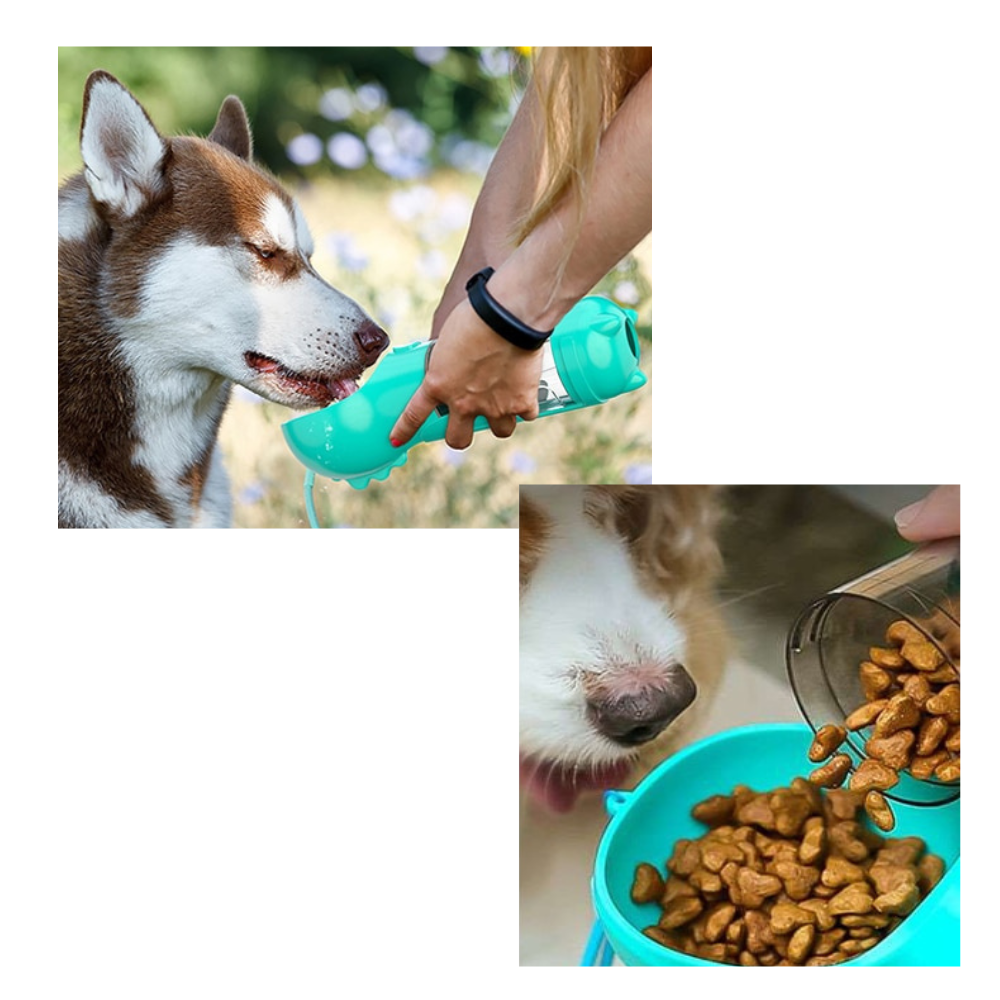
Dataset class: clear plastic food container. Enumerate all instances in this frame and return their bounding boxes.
[786,539,960,806]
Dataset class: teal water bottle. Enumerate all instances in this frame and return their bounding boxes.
[282,295,647,491]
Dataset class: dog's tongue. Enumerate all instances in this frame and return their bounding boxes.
[520,756,635,813]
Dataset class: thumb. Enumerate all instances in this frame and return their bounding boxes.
[390,383,439,448]
[894,485,960,541]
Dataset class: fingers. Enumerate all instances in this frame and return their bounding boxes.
[389,384,439,448]
[894,485,960,541]
[486,414,518,439]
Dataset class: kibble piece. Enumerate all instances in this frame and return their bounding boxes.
[735,794,776,830]
[849,759,900,794]
[886,620,925,645]
[827,883,874,916]
[865,730,915,772]
[736,868,783,909]
[909,751,950,781]
[821,855,866,888]
[934,758,960,782]
[798,822,827,866]
[945,726,961,752]
[872,694,922,738]
[925,684,960,718]
[827,821,871,862]
[770,789,813,837]
[915,716,950,756]
[845,700,888,731]
[873,876,920,916]
[659,894,704,929]
[864,791,896,832]
[643,925,678,948]
[859,661,894,700]
[808,753,852,788]
[869,646,905,668]
[900,639,945,671]
[691,794,735,827]
[703,902,737,942]
[667,839,702,876]
[808,724,848,762]
[631,862,666,903]
[773,860,821,901]
[787,923,816,964]
[770,901,817,934]
[901,674,933,707]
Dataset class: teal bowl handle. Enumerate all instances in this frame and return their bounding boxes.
[602,790,631,817]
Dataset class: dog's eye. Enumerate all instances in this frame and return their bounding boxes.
[247,243,277,261]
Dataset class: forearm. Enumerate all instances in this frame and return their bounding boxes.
[488,66,652,330]
[433,88,544,334]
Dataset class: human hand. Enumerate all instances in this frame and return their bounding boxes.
[388,298,543,451]
[894,485,960,541]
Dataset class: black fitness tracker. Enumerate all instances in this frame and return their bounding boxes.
[465,267,554,351]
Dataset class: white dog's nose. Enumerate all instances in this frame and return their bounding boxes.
[586,664,697,747]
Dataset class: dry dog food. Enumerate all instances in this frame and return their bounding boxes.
[633,780,945,965]
[805,618,959,831]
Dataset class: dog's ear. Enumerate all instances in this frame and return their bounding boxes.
[80,70,169,219]
[208,96,253,161]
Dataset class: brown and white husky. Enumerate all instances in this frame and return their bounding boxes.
[58,71,388,527]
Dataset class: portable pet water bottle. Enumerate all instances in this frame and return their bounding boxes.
[282,294,647,502]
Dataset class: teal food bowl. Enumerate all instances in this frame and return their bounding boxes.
[588,723,960,966]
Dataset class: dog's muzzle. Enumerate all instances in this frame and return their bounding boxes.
[586,663,697,747]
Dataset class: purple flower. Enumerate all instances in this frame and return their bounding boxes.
[327,132,368,170]
[441,445,467,468]
[509,450,537,474]
[286,133,323,166]
[624,464,653,485]
[238,481,266,505]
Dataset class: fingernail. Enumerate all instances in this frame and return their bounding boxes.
[390,438,402,448]
[894,499,925,530]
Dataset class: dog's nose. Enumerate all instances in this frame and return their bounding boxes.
[354,320,389,363]
[587,666,697,747]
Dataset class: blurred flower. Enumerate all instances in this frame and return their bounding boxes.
[414,46,449,66]
[325,232,370,272]
[319,87,353,121]
[286,133,324,166]
[417,249,448,281]
[442,445,467,467]
[238,481,266,504]
[624,463,653,485]
[509,450,537,474]
[389,184,437,222]
[479,47,515,78]
[327,132,368,169]
[354,82,388,114]
[612,280,640,306]
[368,111,434,180]
[442,137,494,176]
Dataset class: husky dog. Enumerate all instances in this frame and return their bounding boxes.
[59,71,388,527]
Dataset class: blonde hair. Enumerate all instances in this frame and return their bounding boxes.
[512,47,649,248]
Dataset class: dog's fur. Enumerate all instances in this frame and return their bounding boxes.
[519,485,728,812]
[59,71,388,527]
